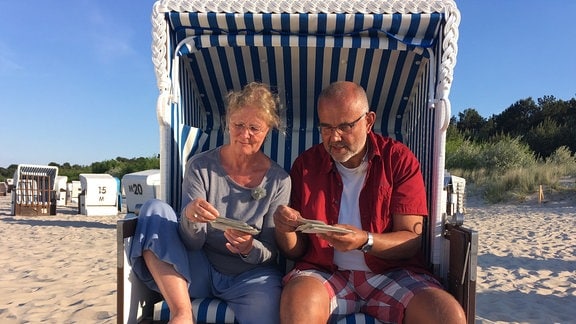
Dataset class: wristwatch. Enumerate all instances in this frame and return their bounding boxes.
[358,232,374,253]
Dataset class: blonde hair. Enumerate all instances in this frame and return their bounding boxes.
[225,82,281,130]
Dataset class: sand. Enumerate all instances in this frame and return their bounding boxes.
[464,193,576,324]
[0,192,574,323]
[0,195,118,323]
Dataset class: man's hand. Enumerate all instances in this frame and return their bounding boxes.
[273,205,301,233]
[273,205,309,259]
[317,225,368,251]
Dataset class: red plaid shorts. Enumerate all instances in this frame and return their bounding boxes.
[283,268,443,323]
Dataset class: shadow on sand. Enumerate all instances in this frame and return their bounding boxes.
[0,216,117,229]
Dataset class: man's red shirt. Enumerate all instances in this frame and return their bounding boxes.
[290,131,430,274]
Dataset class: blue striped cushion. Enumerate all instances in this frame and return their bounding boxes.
[154,298,237,323]
[153,299,383,323]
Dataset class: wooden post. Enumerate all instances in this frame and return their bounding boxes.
[538,185,544,204]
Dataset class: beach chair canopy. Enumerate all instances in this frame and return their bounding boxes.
[151,0,459,274]
[152,0,459,209]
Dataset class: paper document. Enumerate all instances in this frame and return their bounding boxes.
[295,217,354,234]
[210,217,260,235]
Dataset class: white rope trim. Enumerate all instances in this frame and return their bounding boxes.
[154,0,456,14]
[437,1,460,103]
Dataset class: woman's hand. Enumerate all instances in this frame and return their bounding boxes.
[185,198,219,222]
[224,229,254,256]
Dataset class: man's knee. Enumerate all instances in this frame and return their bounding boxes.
[283,276,328,302]
[404,288,466,324]
[280,276,330,323]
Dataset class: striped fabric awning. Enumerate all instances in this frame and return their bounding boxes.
[13,164,59,187]
[169,11,442,139]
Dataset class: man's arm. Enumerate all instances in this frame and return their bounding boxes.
[273,205,309,259]
[368,214,423,259]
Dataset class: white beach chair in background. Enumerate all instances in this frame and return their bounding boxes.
[121,169,161,214]
[11,164,58,216]
[54,175,68,206]
[78,173,119,216]
[67,180,82,205]
[117,0,478,323]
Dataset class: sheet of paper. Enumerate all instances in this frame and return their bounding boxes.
[210,217,260,235]
[297,216,327,225]
[295,220,354,234]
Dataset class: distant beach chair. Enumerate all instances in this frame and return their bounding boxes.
[0,182,7,196]
[54,176,68,206]
[67,180,82,205]
[11,164,58,216]
[117,0,478,323]
[78,173,119,216]
[121,169,161,214]
[5,178,14,193]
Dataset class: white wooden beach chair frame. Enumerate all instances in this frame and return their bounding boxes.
[10,164,58,216]
[117,0,478,323]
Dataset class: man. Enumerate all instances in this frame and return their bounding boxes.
[274,81,466,323]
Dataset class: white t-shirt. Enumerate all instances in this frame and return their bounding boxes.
[333,159,371,272]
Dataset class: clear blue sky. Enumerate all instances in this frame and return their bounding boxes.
[1,1,574,167]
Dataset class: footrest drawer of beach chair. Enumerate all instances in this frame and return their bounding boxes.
[153,299,382,323]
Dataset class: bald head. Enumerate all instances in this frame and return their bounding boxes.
[317,81,369,115]
[316,81,374,168]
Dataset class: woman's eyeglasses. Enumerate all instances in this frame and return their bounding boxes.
[230,122,265,135]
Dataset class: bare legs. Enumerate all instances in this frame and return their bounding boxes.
[404,288,466,324]
[143,250,193,324]
[280,275,466,324]
[279,276,330,323]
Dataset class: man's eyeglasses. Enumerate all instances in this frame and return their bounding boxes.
[317,112,367,135]
[230,122,265,135]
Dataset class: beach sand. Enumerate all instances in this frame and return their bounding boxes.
[0,195,118,323]
[0,192,575,323]
[464,192,576,324]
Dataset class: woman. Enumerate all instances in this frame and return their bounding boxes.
[129,82,290,324]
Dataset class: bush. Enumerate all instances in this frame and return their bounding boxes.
[546,146,576,176]
[445,137,483,170]
[446,136,576,203]
[479,135,536,172]
[446,135,536,173]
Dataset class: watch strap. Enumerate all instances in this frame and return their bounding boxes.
[358,231,373,253]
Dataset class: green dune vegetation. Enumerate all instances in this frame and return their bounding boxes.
[0,156,160,184]
[447,95,576,203]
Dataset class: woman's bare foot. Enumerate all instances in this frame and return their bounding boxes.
[169,310,194,324]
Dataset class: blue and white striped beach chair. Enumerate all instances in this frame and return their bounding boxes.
[117,0,477,323]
